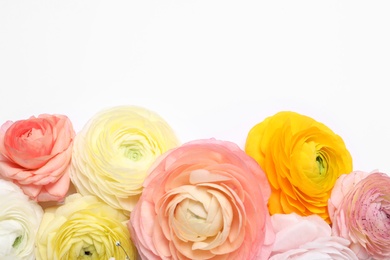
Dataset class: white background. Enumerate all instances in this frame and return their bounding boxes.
[1,1,389,174]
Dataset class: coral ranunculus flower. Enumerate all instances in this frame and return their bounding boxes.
[129,139,275,260]
[245,111,352,223]
[0,114,75,202]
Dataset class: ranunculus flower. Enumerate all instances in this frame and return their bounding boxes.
[35,193,136,260]
[329,170,390,259]
[70,105,180,214]
[0,179,43,260]
[245,111,353,223]
[0,114,75,202]
[328,170,371,220]
[269,213,358,260]
[129,138,275,260]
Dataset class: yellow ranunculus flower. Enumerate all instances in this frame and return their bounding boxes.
[35,193,136,260]
[245,111,352,223]
[70,105,180,215]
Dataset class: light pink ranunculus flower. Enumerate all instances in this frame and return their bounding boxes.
[129,138,275,260]
[329,170,390,259]
[0,114,75,202]
[269,213,357,260]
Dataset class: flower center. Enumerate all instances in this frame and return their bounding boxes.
[172,188,224,242]
[120,143,143,161]
[21,128,44,140]
[79,245,97,259]
[316,153,327,175]
[187,201,207,222]
[12,235,22,248]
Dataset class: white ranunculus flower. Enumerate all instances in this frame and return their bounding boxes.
[0,179,43,260]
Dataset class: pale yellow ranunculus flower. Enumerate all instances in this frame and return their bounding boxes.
[70,105,180,215]
[35,193,136,260]
[245,111,352,223]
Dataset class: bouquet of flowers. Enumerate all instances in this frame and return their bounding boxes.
[0,105,388,260]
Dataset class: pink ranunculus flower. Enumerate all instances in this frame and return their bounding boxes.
[269,213,358,260]
[129,138,275,260]
[0,114,75,202]
[329,170,390,259]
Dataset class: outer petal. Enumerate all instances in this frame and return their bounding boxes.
[269,213,358,260]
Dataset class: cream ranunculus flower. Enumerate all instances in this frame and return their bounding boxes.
[35,193,136,260]
[70,105,180,214]
[0,179,43,260]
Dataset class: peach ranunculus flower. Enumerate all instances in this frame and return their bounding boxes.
[269,213,358,260]
[70,105,180,215]
[35,193,136,260]
[329,170,390,260]
[0,114,76,202]
[129,138,275,260]
[245,111,352,223]
[0,179,43,260]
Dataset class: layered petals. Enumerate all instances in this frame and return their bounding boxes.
[0,179,43,259]
[70,105,180,214]
[0,114,75,201]
[35,193,136,260]
[269,213,357,260]
[129,138,275,260]
[245,111,352,223]
[329,170,390,259]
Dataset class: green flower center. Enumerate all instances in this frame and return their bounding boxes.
[120,143,143,161]
[316,153,327,175]
[12,235,22,248]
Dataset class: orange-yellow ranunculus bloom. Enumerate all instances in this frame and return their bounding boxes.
[245,111,352,223]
